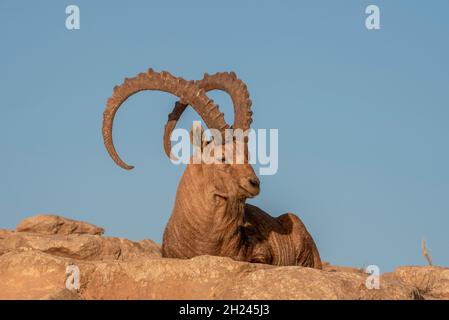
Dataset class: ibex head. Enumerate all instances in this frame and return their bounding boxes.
[191,132,260,200]
[102,69,258,199]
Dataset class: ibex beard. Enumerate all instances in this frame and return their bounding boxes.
[102,69,322,268]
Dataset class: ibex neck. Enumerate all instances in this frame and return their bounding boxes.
[167,168,247,259]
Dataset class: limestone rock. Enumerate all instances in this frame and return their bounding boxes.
[81,255,270,299]
[387,266,449,299]
[0,251,421,300]
[16,214,104,236]
[0,232,161,261]
[322,261,365,274]
[219,266,419,300]
[0,215,445,300]
[0,251,70,299]
[0,252,265,300]
[0,229,15,237]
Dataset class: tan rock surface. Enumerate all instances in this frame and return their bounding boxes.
[0,232,161,261]
[386,266,449,299]
[0,215,447,300]
[219,265,420,300]
[0,250,423,300]
[16,214,104,236]
[321,261,365,274]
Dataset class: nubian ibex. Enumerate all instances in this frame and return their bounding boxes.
[102,69,322,268]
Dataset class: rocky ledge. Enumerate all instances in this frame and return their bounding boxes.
[0,215,448,300]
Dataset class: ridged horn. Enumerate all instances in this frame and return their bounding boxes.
[163,72,252,158]
[103,69,228,169]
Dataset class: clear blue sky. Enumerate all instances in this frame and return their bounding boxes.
[1,1,448,272]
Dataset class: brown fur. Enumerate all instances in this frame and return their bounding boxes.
[162,141,322,268]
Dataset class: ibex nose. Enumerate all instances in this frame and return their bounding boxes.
[249,177,260,188]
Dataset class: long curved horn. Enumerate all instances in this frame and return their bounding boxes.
[103,69,228,170]
[163,72,252,158]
